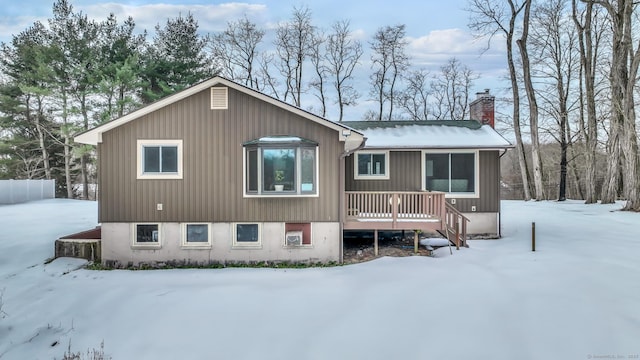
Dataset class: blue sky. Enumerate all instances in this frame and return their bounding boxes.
[0,0,508,119]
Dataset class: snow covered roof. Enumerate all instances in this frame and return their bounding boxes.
[347,120,513,149]
[243,136,318,146]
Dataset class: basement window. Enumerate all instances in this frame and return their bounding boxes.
[132,223,161,248]
[181,223,211,248]
[233,223,261,248]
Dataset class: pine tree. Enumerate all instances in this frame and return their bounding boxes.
[141,13,215,103]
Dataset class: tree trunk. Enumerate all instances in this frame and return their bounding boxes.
[505,1,531,201]
[64,135,73,199]
[81,93,90,200]
[558,121,568,201]
[621,107,640,210]
[517,0,544,200]
[601,128,621,203]
[572,0,599,204]
[597,0,640,210]
[337,86,344,122]
[29,95,52,180]
[620,0,640,211]
[35,110,51,180]
[566,124,585,199]
[61,91,73,199]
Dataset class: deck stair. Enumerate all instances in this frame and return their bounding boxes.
[441,202,469,249]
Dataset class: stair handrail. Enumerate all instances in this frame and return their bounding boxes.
[444,202,470,248]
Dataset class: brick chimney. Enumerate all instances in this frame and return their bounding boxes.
[469,89,495,128]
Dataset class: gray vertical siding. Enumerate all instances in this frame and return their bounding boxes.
[99,86,342,223]
[345,149,500,213]
[456,150,500,213]
[345,151,422,191]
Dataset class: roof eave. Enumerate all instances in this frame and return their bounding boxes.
[73,76,364,146]
[362,145,515,150]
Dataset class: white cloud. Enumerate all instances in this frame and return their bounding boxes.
[78,3,269,34]
[404,28,509,93]
[0,3,270,44]
[0,16,44,44]
[350,28,367,41]
[407,28,506,68]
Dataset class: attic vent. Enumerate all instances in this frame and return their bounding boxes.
[210,87,228,110]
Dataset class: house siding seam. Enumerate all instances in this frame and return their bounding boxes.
[99,86,341,223]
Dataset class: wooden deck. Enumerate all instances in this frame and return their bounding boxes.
[344,191,469,250]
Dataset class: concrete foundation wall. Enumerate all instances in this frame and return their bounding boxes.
[463,212,499,237]
[101,222,340,267]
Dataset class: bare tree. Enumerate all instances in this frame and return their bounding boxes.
[572,0,602,203]
[274,6,315,107]
[517,0,546,200]
[210,16,265,89]
[468,0,533,200]
[309,31,329,117]
[256,52,279,97]
[325,20,362,122]
[398,68,431,120]
[530,0,579,201]
[369,24,409,121]
[581,0,640,211]
[430,57,478,120]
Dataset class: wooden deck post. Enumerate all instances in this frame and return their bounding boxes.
[414,231,419,254]
[374,230,379,256]
[455,225,460,250]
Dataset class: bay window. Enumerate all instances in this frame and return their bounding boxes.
[244,136,318,196]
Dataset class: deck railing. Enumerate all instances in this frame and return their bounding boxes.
[345,191,446,224]
[444,202,469,248]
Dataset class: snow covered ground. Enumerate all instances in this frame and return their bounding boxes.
[0,199,639,360]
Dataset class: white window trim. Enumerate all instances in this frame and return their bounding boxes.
[131,223,162,249]
[282,223,313,248]
[137,139,183,180]
[242,147,320,198]
[421,149,479,198]
[354,150,390,180]
[181,223,212,249]
[232,223,262,248]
